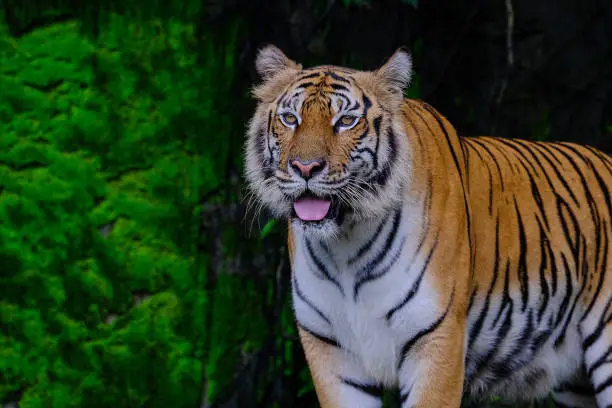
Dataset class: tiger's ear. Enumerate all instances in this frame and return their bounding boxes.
[255,45,302,80]
[374,47,413,95]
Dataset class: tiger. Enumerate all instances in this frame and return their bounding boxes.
[243,44,612,408]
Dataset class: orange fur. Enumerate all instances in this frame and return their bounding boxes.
[246,45,612,407]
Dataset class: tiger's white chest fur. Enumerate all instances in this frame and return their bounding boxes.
[290,204,587,397]
[290,206,440,386]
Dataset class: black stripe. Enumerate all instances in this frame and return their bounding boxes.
[536,217,551,323]
[334,93,352,112]
[557,197,581,270]
[560,143,611,216]
[357,116,371,142]
[364,128,398,188]
[330,83,349,92]
[585,145,612,176]
[582,297,612,351]
[554,251,587,348]
[275,89,288,104]
[387,127,398,170]
[547,230,559,296]
[421,104,464,184]
[398,285,455,369]
[362,94,372,110]
[528,171,551,231]
[464,138,487,163]
[536,142,564,165]
[297,72,321,80]
[354,210,402,300]
[340,378,384,399]
[467,280,513,385]
[467,285,478,314]
[371,114,383,171]
[292,274,331,325]
[497,140,553,232]
[587,346,612,378]
[296,81,315,89]
[305,239,344,295]
[373,116,382,136]
[553,254,574,332]
[347,99,361,111]
[595,375,612,394]
[282,93,294,108]
[326,71,351,83]
[297,323,341,348]
[532,324,554,352]
[421,104,474,277]
[486,137,524,174]
[491,261,512,329]
[513,198,529,312]
[354,126,397,190]
[582,227,609,321]
[400,385,412,405]
[468,138,505,192]
[257,123,275,180]
[353,147,377,168]
[588,342,612,378]
[348,219,387,265]
[266,111,275,159]
[386,236,438,321]
[583,295,612,350]
[487,308,535,384]
[468,219,501,349]
[548,142,599,214]
[589,156,612,219]
[495,138,539,176]
[354,237,406,300]
[528,141,580,206]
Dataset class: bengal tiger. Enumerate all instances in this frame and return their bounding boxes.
[243,44,612,408]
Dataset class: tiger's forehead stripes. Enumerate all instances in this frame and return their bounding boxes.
[275,72,367,121]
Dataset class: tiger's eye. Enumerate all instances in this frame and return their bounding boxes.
[281,113,298,126]
[338,115,359,129]
[340,116,356,126]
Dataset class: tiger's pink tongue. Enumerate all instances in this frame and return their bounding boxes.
[293,198,331,221]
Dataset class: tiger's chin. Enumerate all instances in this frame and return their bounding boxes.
[289,193,348,241]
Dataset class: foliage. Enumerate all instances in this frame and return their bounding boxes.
[0,11,241,407]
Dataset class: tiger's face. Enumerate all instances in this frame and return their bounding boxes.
[245,45,413,239]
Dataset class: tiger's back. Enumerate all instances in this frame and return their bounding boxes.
[461,134,612,402]
[397,97,612,405]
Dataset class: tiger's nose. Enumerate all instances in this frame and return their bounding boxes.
[290,159,325,180]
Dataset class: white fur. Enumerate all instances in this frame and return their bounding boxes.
[375,48,413,95]
[255,45,301,80]
[292,203,594,407]
[291,198,438,387]
[466,293,584,401]
[581,294,612,408]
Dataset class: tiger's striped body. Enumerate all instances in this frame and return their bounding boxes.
[244,45,612,407]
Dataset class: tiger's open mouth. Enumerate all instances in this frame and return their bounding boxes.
[291,192,344,224]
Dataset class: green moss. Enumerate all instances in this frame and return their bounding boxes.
[0,12,236,407]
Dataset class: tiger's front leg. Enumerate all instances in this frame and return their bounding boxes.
[397,315,466,408]
[298,327,384,408]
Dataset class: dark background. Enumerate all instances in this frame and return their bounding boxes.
[0,0,610,407]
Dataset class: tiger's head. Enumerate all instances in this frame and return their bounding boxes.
[244,45,413,239]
